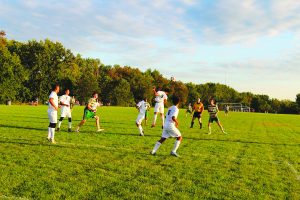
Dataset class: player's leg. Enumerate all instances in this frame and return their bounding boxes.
[168,126,182,157]
[151,137,167,155]
[217,120,226,134]
[208,120,212,134]
[198,116,203,129]
[95,116,104,132]
[152,103,159,127]
[160,112,164,129]
[48,111,57,143]
[136,114,144,136]
[190,115,195,128]
[67,111,72,132]
[76,119,86,132]
[57,117,64,131]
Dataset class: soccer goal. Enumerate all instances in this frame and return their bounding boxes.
[217,102,252,112]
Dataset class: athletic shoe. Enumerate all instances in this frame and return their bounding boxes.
[75,129,80,133]
[97,129,104,132]
[46,137,51,142]
[50,139,56,144]
[170,151,180,157]
[68,128,72,132]
[56,128,60,132]
[150,151,156,156]
[223,131,227,134]
[207,132,211,135]
[139,133,144,136]
[161,125,164,129]
[151,124,155,128]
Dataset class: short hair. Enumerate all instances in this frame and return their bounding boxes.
[51,84,59,91]
[92,91,98,97]
[164,88,170,93]
[65,88,70,92]
[172,96,180,105]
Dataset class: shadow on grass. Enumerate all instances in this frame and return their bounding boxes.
[184,136,300,147]
[0,124,45,131]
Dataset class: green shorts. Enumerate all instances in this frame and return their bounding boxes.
[83,108,96,120]
[209,116,219,123]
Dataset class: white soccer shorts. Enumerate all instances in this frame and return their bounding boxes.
[60,107,72,118]
[154,103,164,113]
[48,110,58,123]
[161,124,182,138]
[136,113,145,125]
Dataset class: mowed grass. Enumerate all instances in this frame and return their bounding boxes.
[0,105,299,200]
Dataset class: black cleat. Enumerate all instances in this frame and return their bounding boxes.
[170,151,180,157]
[56,128,60,132]
[68,128,72,132]
[150,151,156,156]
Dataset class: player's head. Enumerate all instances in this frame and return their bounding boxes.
[92,92,98,99]
[210,98,215,105]
[52,84,60,93]
[172,96,180,106]
[197,98,201,103]
[164,88,170,94]
[65,89,70,95]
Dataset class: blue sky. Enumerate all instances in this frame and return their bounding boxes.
[1,0,300,100]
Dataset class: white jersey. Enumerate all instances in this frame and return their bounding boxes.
[164,105,179,127]
[136,100,149,114]
[155,91,167,103]
[48,91,58,112]
[59,95,71,107]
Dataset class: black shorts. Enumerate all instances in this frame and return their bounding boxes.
[209,116,219,123]
[193,112,202,118]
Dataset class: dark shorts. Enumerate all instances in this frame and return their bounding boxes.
[209,116,219,123]
[193,112,202,118]
[186,109,192,113]
[83,108,96,120]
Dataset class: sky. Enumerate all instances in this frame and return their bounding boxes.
[1,0,300,100]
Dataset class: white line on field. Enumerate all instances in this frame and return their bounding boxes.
[285,161,300,182]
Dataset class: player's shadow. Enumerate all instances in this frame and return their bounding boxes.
[104,131,158,138]
[185,137,300,147]
[0,124,45,131]
[8,115,49,120]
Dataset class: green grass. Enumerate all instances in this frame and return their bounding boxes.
[0,105,299,199]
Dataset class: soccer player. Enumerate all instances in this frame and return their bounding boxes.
[150,96,182,157]
[144,99,151,126]
[56,89,72,132]
[75,92,104,132]
[190,98,204,129]
[151,87,169,128]
[224,104,229,116]
[47,84,60,143]
[136,98,150,136]
[185,103,192,117]
[207,98,227,134]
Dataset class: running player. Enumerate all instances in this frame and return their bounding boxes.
[47,84,60,143]
[150,96,182,157]
[151,87,169,129]
[76,92,104,132]
[207,98,227,134]
[136,98,150,136]
[56,89,72,132]
[190,98,204,129]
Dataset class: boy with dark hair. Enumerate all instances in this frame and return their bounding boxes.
[76,92,104,132]
[152,87,169,128]
[150,96,182,157]
[190,98,204,129]
[57,88,72,132]
[47,84,60,143]
[207,98,227,134]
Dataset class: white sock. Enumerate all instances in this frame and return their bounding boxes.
[138,125,143,135]
[172,140,181,153]
[161,115,164,126]
[152,142,161,153]
[51,128,55,139]
[208,126,211,133]
[48,127,51,138]
[68,122,72,129]
[58,121,62,128]
[153,115,157,125]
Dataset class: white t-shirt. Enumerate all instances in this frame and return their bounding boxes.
[164,105,179,126]
[136,100,149,114]
[155,91,168,103]
[59,95,71,107]
[48,91,58,112]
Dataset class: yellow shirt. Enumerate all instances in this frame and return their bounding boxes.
[193,102,204,113]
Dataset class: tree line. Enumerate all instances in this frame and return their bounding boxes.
[0,31,299,114]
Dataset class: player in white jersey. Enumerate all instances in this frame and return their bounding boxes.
[56,89,72,132]
[136,98,151,136]
[47,84,60,143]
[150,96,182,157]
[151,87,169,129]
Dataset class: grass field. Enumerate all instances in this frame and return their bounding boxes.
[0,105,299,199]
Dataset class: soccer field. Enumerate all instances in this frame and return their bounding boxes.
[0,105,299,199]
